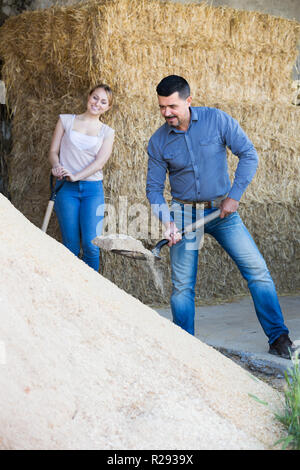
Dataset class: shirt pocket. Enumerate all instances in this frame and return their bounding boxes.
[198,135,225,158]
[162,151,187,170]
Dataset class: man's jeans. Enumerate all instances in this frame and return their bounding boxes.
[54,180,104,271]
[170,201,289,344]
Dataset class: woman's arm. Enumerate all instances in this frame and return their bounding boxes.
[61,132,115,182]
[49,119,65,177]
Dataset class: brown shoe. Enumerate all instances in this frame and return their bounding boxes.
[269,334,296,359]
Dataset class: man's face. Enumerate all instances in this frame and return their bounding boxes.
[158,92,192,131]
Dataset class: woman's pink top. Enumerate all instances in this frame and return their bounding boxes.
[59,114,114,181]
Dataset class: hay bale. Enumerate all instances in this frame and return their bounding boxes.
[0,0,299,305]
[1,1,299,103]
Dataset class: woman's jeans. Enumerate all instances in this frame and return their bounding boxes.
[170,201,289,344]
[54,180,104,271]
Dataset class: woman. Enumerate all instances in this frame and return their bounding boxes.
[49,84,114,271]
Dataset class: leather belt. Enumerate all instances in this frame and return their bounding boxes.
[173,195,226,209]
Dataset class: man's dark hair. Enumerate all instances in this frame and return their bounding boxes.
[156,75,190,99]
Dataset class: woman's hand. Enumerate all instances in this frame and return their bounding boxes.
[51,164,64,179]
[59,167,78,182]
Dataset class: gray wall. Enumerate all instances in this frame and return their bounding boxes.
[175,0,300,21]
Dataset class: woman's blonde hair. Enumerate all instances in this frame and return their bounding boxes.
[89,83,113,106]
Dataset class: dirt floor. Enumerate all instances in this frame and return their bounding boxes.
[222,352,286,393]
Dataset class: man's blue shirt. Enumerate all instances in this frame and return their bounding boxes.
[146,106,258,223]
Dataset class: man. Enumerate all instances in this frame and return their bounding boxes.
[146,74,296,359]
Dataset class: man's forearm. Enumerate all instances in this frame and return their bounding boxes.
[228,149,259,201]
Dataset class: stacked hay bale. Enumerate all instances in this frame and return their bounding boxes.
[0,0,299,305]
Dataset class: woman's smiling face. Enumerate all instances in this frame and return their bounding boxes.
[87,87,111,116]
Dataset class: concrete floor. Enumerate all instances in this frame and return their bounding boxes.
[155,295,300,377]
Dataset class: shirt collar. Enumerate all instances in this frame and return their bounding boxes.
[167,107,198,134]
[190,106,199,122]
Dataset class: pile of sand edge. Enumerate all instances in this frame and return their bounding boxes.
[0,194,285,450]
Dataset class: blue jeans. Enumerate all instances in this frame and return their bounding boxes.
[170,201,289,344]
[54,180,104,271]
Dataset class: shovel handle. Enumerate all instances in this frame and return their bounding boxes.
[50,174,66,201]
[41,175,66,233]
[155,209,221,253]
[181,209,221,237]
[41,200,54,232]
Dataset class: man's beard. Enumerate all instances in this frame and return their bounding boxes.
[165,116,180,127]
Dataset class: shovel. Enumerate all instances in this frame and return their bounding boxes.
[111,208,221,261]
[41,174,66,233]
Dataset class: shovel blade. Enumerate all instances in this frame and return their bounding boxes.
[111,249,149,260]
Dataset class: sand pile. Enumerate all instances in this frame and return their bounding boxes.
[0,194,285,450]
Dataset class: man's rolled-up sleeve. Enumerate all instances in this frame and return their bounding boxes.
[219,110,259,201]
